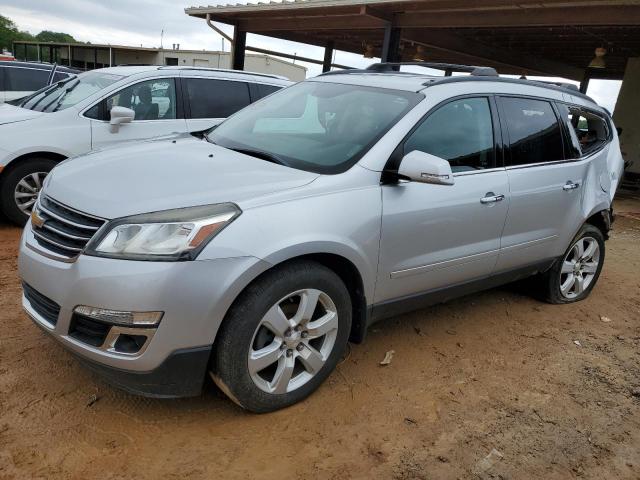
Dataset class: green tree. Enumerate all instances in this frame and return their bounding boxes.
[0,15,34,52]
[35,31,76,43]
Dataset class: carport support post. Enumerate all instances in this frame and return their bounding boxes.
[231,27,246,71]
[580,69,591,94]
[322,40,334,73]
[381,25,402,63]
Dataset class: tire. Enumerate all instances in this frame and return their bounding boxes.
[212,260,352,413]
[540,224,605,304]
[0,158,57,226]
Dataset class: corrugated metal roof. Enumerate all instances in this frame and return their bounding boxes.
[186,0,402,15]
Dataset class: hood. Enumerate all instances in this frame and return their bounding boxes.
[45,136,319,219]
[0,103,44,125]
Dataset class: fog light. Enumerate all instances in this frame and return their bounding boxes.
[73,306,163,327]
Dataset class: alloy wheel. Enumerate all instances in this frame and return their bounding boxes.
[248,288,339,394]
[14,171,47,216]
[559,236,601,299]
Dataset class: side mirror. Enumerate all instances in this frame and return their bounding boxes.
[109,106,135,133]
[397,150,454,186]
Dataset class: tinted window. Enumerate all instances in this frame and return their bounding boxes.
[501,97,564,166]
[557,103,609,157]
[404,97,495,172]
[185,78,250,119]
[84,102,101,120]
[254,83,282,100]
[5,67,49,91]
[53,72,72,83]
[105,78,177,121]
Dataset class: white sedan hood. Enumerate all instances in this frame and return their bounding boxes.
[45,136,319,219]
[0,103,43,125]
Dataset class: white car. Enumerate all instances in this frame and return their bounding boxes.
[0,61,79,103]
[0,65,291,224]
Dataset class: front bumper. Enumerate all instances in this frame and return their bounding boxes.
[70,345,212,398]
[19,222,269,397]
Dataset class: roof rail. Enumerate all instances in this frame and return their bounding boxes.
[531,80,579,91]
[426,76,596,104]
[157,65,288,81]
[366,62,499,77]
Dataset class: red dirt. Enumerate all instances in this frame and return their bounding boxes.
[1,196,639,479]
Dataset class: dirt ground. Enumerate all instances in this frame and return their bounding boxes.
[1,195,639,480]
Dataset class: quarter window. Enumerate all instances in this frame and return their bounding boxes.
[557,103,609,157]
[104,78,177,121]
[501,97,564,166]
[184,78,251,119]
[254,83,283,101]
[404,97,496,172]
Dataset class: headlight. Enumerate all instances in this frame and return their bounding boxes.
[85,203,241,261]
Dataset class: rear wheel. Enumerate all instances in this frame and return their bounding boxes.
[540,224,605,304]
[1,158,57,226]
[212,260,352,412]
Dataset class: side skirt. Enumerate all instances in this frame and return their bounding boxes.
[367,258,556,327]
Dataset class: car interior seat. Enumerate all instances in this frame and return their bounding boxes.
[134,85,159,120]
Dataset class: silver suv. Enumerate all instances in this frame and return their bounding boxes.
[18,63,624,412]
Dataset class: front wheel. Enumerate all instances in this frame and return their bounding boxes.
[0,158,57,226]
[540,224,605,304]
[212,260,352,413]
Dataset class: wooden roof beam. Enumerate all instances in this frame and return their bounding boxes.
[403,29,585,80]
[396,5,640,28]
[239,15,385,31]
[359,5,394,24]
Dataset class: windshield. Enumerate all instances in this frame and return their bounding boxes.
[14,71,124,113]
[207,81,422,174]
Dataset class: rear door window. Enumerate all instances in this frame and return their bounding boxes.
[184,78,251,119]
[500,97,564,166]
[5,67,50,91]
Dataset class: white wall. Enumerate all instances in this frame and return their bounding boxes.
[613,57,640,174]
[156,50,306,81]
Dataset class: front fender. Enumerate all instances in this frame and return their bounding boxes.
[198,184,383,303]
[259,239,377,301]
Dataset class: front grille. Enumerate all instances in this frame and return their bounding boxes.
[69,313,111,347]
[31,196,106,259]
[22,282,60,326]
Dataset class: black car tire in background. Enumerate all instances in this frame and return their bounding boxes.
[0,158,57,226]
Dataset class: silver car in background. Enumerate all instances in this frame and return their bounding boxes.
[18,63,624,412]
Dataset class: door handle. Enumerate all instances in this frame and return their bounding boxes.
[480,193,505,204]
[563,181,580,191]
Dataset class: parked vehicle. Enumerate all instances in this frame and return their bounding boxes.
[0,61,79,103]
[18,63,623,412]
[0,65,291,225]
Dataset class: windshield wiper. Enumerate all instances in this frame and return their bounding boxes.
[18,76,76,110]
[227,147,289,167]
[42,78,80,112]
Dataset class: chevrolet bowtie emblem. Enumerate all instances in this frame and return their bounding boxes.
[31,208,45,229]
